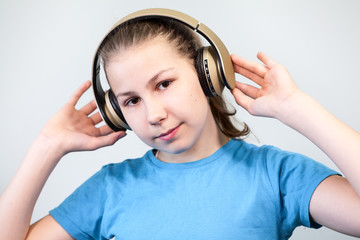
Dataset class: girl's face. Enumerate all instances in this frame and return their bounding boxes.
[106,37,223,162]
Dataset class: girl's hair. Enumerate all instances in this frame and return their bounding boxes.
[100,18,250,139]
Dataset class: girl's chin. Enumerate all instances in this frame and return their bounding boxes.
[152,140,193,155]
[156,145,190,155]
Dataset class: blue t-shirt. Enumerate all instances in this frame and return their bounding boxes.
[50,139,338,240]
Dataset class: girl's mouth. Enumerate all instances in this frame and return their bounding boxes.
[155,124,182,141]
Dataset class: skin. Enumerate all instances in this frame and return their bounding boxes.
[0,38,359,239]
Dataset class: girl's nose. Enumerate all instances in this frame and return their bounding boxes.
[146,98,167,126]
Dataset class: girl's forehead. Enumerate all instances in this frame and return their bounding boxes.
[108,37,190,71]
[105,38,187,91]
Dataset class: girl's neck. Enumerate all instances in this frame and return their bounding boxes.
[156,130,230,164]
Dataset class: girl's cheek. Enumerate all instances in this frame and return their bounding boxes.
[126,113,144,130]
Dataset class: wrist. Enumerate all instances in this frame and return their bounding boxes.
[276,90,312,127]
[34,132,67,161]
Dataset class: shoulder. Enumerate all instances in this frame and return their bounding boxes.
[232,139,315,166]
[98,152,152,182]
[229,139,337,180]
[229,138,282,157]
[228,139,290,165]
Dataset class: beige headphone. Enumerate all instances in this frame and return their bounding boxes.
[92,8,235,131]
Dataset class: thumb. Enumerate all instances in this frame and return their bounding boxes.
[231,88,253,114]
[88,131,127,150]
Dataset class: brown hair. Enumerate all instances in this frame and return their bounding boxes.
[100,18,249,139]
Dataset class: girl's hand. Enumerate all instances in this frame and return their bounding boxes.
[40,80,126,156]
[230,52,300,120]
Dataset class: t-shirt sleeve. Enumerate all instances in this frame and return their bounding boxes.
[263,146,340,232]
[50,165,113,240]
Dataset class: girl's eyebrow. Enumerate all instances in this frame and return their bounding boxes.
[116,67,174,98]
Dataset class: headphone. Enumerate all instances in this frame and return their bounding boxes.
[92,8,235,132]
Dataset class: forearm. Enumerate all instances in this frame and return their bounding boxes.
[0,134,64,240]
[279,92,360,195]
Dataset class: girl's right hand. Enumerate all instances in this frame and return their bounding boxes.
[40,80,126,156]
[0,80,126,240]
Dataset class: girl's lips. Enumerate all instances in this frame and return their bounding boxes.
[156,124,181,141]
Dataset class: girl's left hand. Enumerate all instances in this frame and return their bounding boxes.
[230,52,300,120]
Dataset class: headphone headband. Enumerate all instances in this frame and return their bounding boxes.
[104,8,235,89]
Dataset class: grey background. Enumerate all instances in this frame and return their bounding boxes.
[1,0,359,239]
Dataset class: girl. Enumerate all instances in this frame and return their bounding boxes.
[1,15,360,240]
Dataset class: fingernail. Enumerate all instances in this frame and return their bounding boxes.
[118,132,127,139]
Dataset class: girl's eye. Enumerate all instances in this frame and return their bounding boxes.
[124,97,140,106]
[157,80,172,90]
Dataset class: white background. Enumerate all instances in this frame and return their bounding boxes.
[1,0,359,239]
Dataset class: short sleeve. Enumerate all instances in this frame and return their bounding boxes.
[263,146,339,235]
[50,166,111,240]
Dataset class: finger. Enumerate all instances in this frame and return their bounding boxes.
[80,100,97,115]
[68,80,92,106]
[257,52,277,68]
[231,54,267,78]
[235,82,261,100]
[90,112,103,125]
[233,64,264,86]
[98,124,116,136]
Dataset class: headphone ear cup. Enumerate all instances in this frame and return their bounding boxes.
[195,47,212,97]
[195,46,224,97]
[104,89,131,131]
